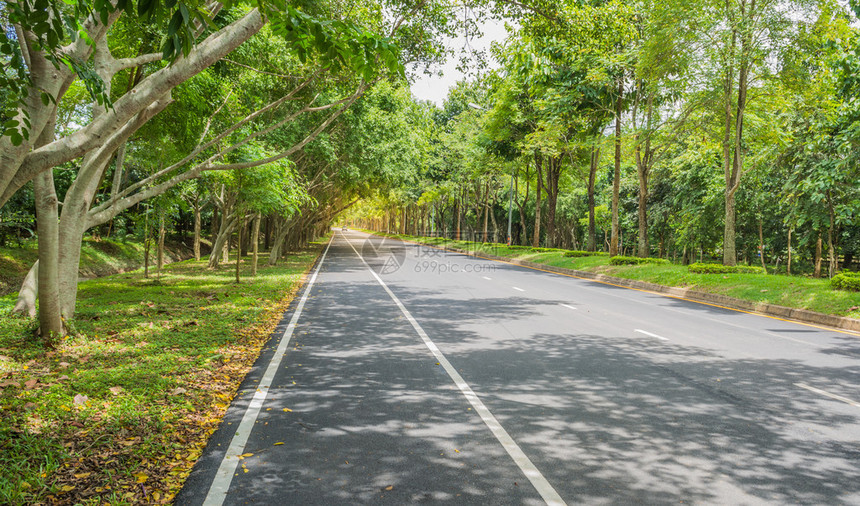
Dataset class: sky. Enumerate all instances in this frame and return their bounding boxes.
[409,19,511,107]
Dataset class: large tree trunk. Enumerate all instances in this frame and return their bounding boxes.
[209,213,237,268]
[34,171,64,339]
[610,77,623,257]
[268,218,292,266]
[13,262,38,317]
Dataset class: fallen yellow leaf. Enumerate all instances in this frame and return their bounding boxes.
[241,453,253,457]
[273,442,284,445]
[74,472,91,479]
[282,408,292,412]
[135,473,148,483]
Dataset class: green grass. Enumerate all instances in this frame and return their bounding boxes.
[369,231,860,320]
[0,243,323,504]
[0,238,192,296]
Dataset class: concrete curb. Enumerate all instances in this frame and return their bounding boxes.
[388,235,860,334]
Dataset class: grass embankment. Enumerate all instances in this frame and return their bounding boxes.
[0,243,323,504]
[0,239,193,296]
[369,232,860,320]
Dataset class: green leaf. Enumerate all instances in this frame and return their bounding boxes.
[161,37,175,61]
[167,11,183,38]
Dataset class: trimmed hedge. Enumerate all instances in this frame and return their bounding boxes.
[563,250,605,258]
[832,271,860,291]
[688,262,765,274]
[610,256,670,266]
[530,247,563,253]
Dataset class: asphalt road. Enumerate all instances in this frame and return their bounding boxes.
[178,230,860,505]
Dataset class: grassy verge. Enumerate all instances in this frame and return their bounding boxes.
[0,238,193,296]
[0,242,324,504]
[366,231,860,320]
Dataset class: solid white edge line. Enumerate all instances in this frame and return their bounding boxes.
[202,235,333,506]
[343,233,566,506]
[634,329,669,341]
[561,304,577,310]
[795,382,860,408]
[513,286,525,292]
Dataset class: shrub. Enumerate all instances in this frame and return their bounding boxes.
[530,247,563,253]
[688,262,765,274]
[832,272,860,291]
[610,256,670,266]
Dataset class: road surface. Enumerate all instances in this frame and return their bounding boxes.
[178,230,860,505]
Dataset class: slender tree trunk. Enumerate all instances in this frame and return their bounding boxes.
[636,94,653,258]
[545,157,560,248]
[814,231,822,278]
[193,197,201,261]
[828,194,837,278]
[157,214,165,277]
[515,166,529,246]
[787,227,792,275]
[210,206,219,254]
[456,196,461,240]
[587,145,600,252]
[482,182,490,242]
[489,193,499,243]
[724,2,752,266]
[533,153,543,247]
[252,212,261,276]
[758,219,767,274]
[144,212,151,279]
[235,214,244,283]
[610,77,623,257]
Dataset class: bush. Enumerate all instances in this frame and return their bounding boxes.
[530,247,563,253]
[688,262,765,274]
[832,272,860,291]
[610,256,670,266]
